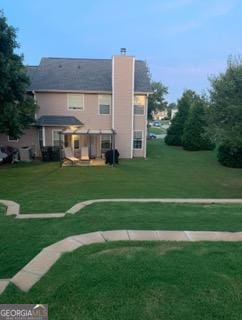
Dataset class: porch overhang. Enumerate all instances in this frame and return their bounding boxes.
[61,128,115,135]
[36,115,83,127]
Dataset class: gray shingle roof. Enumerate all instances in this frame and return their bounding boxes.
[36,115,83,126]
[27,57,151,93]
[26,66,38,82]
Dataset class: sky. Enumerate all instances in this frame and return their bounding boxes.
[1,0,242,102]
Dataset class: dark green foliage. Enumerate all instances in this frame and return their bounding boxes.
[182,97,215,151]
[209,57,242,166]
[0,11,36,138]
[218,143,242,168]
[148,81,168,119]
[209,57,242,144]
[165,90,195,146]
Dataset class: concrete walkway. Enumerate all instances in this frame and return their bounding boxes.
[1,229,242,294]
[1,198,242,219]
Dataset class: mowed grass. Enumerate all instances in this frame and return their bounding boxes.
[0,141,242,213]
[2,202,242,278]
[2,241,242,320]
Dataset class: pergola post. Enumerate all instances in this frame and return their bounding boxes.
[87,130,90,159]
[59,131,63,168]
[112,130,115,167]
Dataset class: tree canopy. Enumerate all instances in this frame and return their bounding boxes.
[182,95,215,151]
[209,57,242,167]
[209,57,242,145]
[165,90,196,146]
[148,81,168,119]
[0,11,36,138]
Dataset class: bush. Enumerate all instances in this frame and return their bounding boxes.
[164,133,182,146]
[218,143,242,168]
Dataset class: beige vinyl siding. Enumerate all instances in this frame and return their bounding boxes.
[112,55,134,158]
[36,93,112,130]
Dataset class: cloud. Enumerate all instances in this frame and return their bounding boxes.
[149,60,227,83]
[149,0,197,12]
[206,0,239,17]
[163,0,239,35]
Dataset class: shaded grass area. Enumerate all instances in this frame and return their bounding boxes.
[0,205,5,215]
[1,202,242,277]
[2,241,242,320]
[0,141,242,213]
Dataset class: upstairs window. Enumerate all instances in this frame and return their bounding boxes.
[99,95,111,115]
[68,94,84,111]
[134,95,145,115]
[133,131,143,149]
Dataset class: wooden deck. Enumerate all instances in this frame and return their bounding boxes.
[62,158,106,167]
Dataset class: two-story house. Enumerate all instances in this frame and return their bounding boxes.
[0,50,151,159]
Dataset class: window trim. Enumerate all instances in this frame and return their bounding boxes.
[98,95,111,115]
[67,93,85,111]
[133,130,143,150]
[8,136,19,142]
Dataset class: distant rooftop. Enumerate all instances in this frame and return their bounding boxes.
[26,57,151,93]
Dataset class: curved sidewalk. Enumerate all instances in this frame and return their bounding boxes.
[1,229,242,295]
[1,198,242,218]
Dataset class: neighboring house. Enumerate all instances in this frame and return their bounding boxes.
[0,49,151,159]
[152,109,168,120]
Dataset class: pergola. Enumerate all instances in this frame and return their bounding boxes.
[58,128,116,166]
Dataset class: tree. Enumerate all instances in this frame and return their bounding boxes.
[209,57,242,167]
[0,11,36,138]
[182,95,215,151]
[148,81,168,119]
[209,57,242,144]
[165,90,196,146]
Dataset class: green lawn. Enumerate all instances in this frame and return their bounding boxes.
[0,141,242,213]
[1,202,242,278]
[2,241,242,320]
[2,140,242,318]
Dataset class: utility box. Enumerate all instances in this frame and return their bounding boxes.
[19,146,32,162]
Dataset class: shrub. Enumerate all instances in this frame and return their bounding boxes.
[218,143,242,168]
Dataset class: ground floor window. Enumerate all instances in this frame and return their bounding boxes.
[133,131,143,149]
[52,130,63,147]
[39,129,43,147]
[8,136,18,142]
[101,134,112,150]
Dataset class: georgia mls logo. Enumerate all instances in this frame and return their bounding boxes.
[0,304,48,320]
